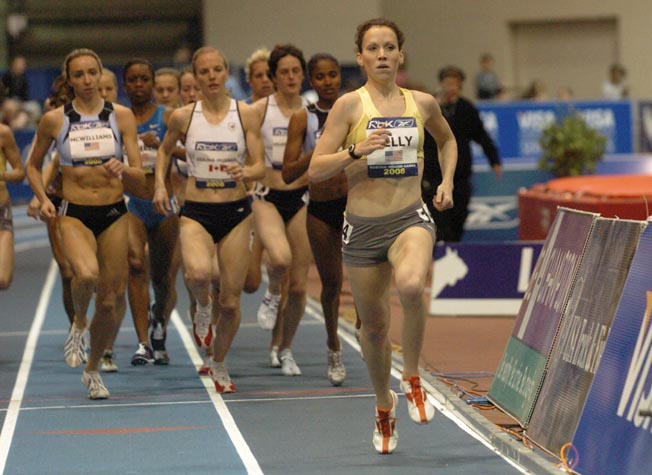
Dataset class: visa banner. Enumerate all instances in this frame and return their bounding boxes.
[571,223,652,475]
[474,100,632,164]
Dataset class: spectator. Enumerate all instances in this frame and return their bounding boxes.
[423,65,501,242]
[475,53,502,100]
[2,55,29,101]
[521,79,548,101]
[1,98,29,129]
[602,63,628,100]
[558,86,574,101]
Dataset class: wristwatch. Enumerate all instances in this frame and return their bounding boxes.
[348,143,361,160]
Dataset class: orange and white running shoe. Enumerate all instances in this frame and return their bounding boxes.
[372,390,398,454]
[209,360,236,393]
[400,375,435,424]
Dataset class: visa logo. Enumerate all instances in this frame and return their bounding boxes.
[617,290,652,431]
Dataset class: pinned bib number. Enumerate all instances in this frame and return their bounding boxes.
[365,117,418,178]
[192,141,240,189]
[69,123,115,167]
[271,127,287,170]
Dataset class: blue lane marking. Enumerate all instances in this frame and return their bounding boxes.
[4,274,248,475]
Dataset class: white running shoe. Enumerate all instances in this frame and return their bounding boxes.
[373,390,398,454]
[280,348,301,376]
[400,375,436,424]
[100,350,118,373]
[64,325,87,368]
[192,300,213,348]
[209,360,236,393]
[257,291,281,330]
[269,345,281,368]
[327,349,346,386]
[81,371,110,400]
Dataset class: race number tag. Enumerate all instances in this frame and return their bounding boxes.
[271,127,287,170]
[365,117,418,178]
[69,122,115,167]
[138,137,157,174]
[192,141,239,189]
[342,215,353,245]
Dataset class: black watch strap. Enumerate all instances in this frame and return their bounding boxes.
[348,144,361,160]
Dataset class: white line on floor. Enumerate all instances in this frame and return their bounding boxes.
[0,259,57,475]
[170,309,264,475]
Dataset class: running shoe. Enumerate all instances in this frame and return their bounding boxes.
[64,324,87,368]
[400,375,435,424]
[280,348,301,376]
[257,291,281,330]
[81,370,110,400]
[100,350,118,373]
[209,360,236,393]
[198,353,211,375]
[149,307,170,365]
[130,342,154,366]
[373,390,398,454]
[269,345,281,368]
[192,302,213,348]
[327,349,346,386]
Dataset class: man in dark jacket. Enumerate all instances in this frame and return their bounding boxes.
[423,66,501,242]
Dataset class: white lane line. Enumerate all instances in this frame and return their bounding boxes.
[0,259,57,475]
[1,393,376,414]
[170,309,263,475]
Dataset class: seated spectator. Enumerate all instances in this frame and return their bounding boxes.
[475,53,502,100]
[1,55,29,101]
[557,86,574,101]
[521,80,548,101]
[602,63,628,100]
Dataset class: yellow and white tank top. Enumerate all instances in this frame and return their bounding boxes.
[345,86,424,178]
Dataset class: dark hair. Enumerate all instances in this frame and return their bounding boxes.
[123,58,155,81]
[438,65,466,83]
[355,18,405,53]
[268,44,306,78]
[48,74,72,108]
[307,53,339,78]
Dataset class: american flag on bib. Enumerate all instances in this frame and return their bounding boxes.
[84,142,100,151]
[385,150,403,162]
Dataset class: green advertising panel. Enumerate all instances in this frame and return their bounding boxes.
[488,336,548,423]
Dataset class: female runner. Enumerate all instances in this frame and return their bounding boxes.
[310,19,457,453]
[154,46,264,392]
[281,53,347,385]
[251,44,311,376]
[122,58,179,366]
[27,48,145,399]
[0,108,25,290]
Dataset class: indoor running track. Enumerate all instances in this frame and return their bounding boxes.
[1,215,527,475]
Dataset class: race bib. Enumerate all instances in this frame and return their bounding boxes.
[138,137,157,174]
[271,127,287,169]
[192,141,239,189]
[69,122,114,167]
[365,117,418,178]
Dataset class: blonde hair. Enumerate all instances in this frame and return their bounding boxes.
[191,46,229,74]
[245,47,270,83]
[62,48,103,81]
[101,68,118,87]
